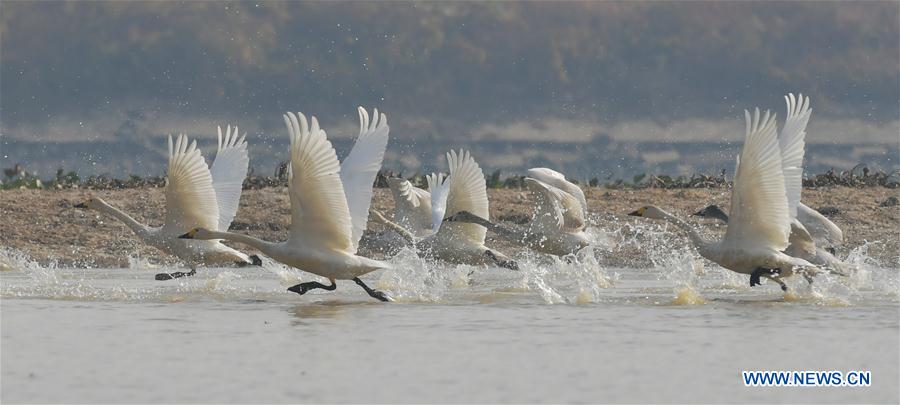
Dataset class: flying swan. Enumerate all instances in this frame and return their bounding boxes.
[630,97,822,291]
[370,150,519,270]
[76,127,256,280]
[180,108,393,301]
[443,168,590,257]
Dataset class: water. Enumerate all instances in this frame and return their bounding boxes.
[1,247,898,404]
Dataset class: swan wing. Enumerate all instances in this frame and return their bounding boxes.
[723,109,790,251]
[440,150,489,244]
[526,178,586,233]
[284,112,353,252]
[526,167,587,216]
[786,219,817,258]
[796,202,843,245]
[163,134,220,232]
[428,172,450,233]
[779,93,811,219]
[209,125,249,232]
[339,107,390,251]
[388,178,432,234]
[524,178,564,232]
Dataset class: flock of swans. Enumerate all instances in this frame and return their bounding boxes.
[75,94,851,301]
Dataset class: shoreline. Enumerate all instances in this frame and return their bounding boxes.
[2,186,898,269]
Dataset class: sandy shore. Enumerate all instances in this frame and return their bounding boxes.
[1,186,898,268]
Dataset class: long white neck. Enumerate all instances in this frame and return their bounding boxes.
[197,230,279,256]
[372,213,416,244]
[96,200,150,236]
[654,209,713,254]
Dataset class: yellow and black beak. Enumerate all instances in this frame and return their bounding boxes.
[628,207,646,217]
[179,229,198,239]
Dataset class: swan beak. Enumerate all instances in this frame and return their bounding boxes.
[74,202,88,209]
[179,230,197,239]
[628,208,645,217]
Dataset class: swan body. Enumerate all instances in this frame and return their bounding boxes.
[370,150,518,270]
[630,95,822,291]
[181,107,392,300]
[694,203,850,275]
[76,127,253,271]
[444,170,590,256]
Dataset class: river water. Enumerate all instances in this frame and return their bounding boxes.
[1,247,898,403]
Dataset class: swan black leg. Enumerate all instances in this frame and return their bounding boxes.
[288,279,337,295]
[484,250,519,271]
[155,267,197,281]
[750,267,783,290]
[353,277,391,302]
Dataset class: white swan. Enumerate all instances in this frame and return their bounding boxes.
[694,203,851,275]
[370,150,519,270]
[76,126,256,279]
[386,177,433,237]
[443,169,590,256]
[180,107,392,301]
[630,101,821,291]
[358,177,433,256]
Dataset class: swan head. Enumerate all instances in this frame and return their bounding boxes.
[693,204,729,222]
[627,205,668,220]
[443,210,487,224]
[74,197,104,210]
[179,227,214,240]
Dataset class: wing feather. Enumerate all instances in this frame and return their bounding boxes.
[440,150,489,244]
[779,93,811,220]
[284,112,353,252]
[428,172,450,233]
[339,107,390,251]
[163,134,220,232]
[210,125,249,231]
[723,109,790,251]
[525,168,588,218]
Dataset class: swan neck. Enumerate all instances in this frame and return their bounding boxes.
[203,230,274,253]
[659,211,710,251]
[377,216,416,244]
[96,201,149,235]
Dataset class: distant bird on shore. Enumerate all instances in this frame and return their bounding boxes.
[180,107,393,301]
[370,150,519,270]
[693,202,851,276]
[630,94,823,291]
[76,126,257,279]
[443,168,590,257]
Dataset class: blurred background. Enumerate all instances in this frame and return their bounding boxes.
[1,1,898,180]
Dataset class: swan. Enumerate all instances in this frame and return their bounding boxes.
[443,170,590,256]
[75,127,258,280]
[358,177,433,255]
[694,203,850,275]
[630,98,821,291]
[180,107,392,301]
[370,150,519,270]
[386,177,433,237]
